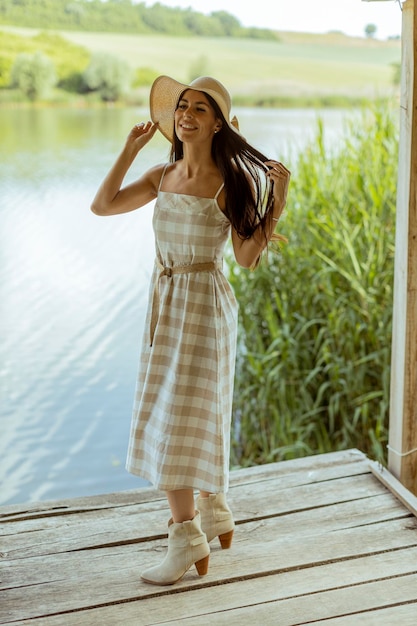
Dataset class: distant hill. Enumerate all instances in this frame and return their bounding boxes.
[0,25,401,106]
[41,28,403,104]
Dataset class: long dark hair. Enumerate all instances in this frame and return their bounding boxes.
[169,92,277,252]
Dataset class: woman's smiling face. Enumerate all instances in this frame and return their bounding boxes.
[174,90,221,144]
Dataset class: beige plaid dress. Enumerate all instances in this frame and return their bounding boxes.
[126,166,238,493]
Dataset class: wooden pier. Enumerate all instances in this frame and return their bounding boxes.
[1,449,417,625]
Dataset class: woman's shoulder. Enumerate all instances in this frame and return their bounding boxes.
[142,162,170,193]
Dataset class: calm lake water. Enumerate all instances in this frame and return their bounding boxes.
[1,106,351,505]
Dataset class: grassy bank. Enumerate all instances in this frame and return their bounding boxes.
[0,26,401,106]
[229,105,398,468]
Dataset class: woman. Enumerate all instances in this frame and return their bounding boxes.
[91,75,290,586]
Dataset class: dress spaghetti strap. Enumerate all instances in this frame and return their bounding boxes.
[214,182,224,200]
[158,163,169,192]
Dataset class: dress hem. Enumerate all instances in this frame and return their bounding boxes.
[125,465,229,494]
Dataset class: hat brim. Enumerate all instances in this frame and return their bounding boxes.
[149,75,239,143]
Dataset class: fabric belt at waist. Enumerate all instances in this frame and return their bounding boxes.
[149,260,222,346]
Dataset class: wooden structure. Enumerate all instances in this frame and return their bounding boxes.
[1,450,417,625]
[364,0,417,493]
[384,0,417,497]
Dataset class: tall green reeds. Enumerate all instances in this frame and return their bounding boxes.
[230,106,398,467]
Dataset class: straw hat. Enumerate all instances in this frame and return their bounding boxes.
[149,75,240,143]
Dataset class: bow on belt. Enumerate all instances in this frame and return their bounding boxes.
[149,259,222,346]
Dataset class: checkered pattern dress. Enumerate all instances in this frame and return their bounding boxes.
[126,166,238,493]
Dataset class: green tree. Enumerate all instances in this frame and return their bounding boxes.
[83,52,131,102]
[142,3,186,34]
[211,10,241,36]
[0,0,275,38]
[132,66,159,88]
[10,51,56,101]
[365,23,377,39]
[0,30,89,91]
[64,2,85,26]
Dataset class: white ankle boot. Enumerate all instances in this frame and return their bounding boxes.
[141,511,210,586]
[196,493,235,548]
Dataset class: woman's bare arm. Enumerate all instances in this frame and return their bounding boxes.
[91,121,160,216]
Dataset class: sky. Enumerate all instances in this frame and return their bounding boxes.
[144,0,403,40]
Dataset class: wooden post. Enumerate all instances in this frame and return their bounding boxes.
[388,0,417,495]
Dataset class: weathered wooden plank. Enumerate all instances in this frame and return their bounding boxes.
[227,448,367,485]
[0,488,165,521]
[148,574,417,625]
[370,460,417,516]
[1,508,416,623]
[5,551,417,626]
[0,449,368,522]
[0,472,387,559]
[312,602,417,626]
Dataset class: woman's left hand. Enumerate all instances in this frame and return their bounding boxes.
[265,160,291,218]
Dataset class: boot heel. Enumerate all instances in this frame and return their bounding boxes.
[195,554,209,576]
[219,529,234,549]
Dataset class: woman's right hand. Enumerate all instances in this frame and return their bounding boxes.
[126,121,158,151]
